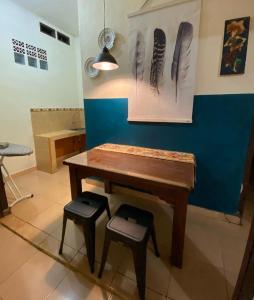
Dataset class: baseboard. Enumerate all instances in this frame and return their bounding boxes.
[223,214,241,225]
[85,178,241,225]
[10,166,37,178]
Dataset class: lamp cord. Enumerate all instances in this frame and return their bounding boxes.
[104,0,106,46]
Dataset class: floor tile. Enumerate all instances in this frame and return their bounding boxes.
[18,222,48,245]
[70,252,115,287]
[28,203,63,234]
[168,256,229,300]
[39,235,77,263]
[111,273,167,300]
[2,167,253,300]
[117,247,171,296]
[212,218,248,298]
[38,183,72,206]
[0,224,14,245]
[223,268,239,300]
[216,221,247,273]
[79,237,127,270]
[0,234,38,284]
[47,271,110,300]
[1,214,48,245]
[184,219,224,269]
[0,214,25,232]
[11,195,56,223]
[51,220,84,250]
[0,251,67,300]
[9,169,71,208]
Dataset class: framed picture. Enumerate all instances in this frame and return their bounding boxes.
[220,17,250,75]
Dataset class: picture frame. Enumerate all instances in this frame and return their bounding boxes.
[220,17,250,75]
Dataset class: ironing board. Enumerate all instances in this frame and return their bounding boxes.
[0,144,33,207]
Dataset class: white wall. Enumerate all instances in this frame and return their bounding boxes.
[197,0,254,94]
[0,0,83,174]
[78,0,254,98]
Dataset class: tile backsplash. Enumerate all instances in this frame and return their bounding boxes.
[31,108,85,135]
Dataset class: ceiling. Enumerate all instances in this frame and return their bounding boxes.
[11,0,79,36]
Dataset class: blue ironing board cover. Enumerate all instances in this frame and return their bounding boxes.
[0,144,33,157]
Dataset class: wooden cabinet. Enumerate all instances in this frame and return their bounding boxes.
[34,130,86,173]
[55,134,86,158]
[75,134,86,152]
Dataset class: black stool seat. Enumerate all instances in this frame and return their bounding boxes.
[107,204,155,243]
[98,204,160,300]
[64,192,110,220]
[115,204,154,226]
[59,191,111,273]
[107,216,147,242]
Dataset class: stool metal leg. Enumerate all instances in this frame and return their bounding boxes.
[106,202,111,219]
[83,222,96,273]
[132,245,147,300]
[59,215,67,255]
[151,224,160,257]
[98,231,111,278]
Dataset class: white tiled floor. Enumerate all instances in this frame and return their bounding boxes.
[0,166,253,300]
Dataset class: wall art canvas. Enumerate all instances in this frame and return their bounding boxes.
[128,0,201,123]
[220,17,250,76]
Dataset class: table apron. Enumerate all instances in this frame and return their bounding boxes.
[70,165,191,206]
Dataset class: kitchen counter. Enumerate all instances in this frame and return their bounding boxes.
[36,129,85,140]
[34,129,86,173]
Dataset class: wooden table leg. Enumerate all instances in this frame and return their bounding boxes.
[69,167,82,200]
[0,169,9,217]
[171,191,189,268]
[104,180,112,194]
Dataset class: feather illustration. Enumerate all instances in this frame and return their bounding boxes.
[150,28,166,94]
[171,22,193,102]
[132,31,145,82]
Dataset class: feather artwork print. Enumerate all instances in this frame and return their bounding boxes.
[171,22,193,102]
[150,28,166,94]
[132,31,145,82]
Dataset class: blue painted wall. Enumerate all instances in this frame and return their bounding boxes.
[84,95,254,215]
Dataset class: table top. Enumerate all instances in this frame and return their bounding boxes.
[64,147,195,190]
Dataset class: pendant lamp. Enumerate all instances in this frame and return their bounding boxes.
[92,0,119,71]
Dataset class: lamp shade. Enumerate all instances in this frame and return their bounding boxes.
[92,47,119,71]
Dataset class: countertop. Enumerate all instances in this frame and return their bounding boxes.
[36,129,85,141]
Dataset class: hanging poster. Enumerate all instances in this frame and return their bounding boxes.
[220,17,250,76]
[128,0,201,123]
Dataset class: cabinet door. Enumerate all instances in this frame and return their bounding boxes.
[79,134,86,151]
[73,134,86,152]
[55,134,86,158]
[55,137,76,158]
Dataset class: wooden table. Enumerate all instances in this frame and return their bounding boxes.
[64,147,195,268]
[34,129,85,173]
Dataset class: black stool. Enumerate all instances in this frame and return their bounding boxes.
[59,191,111,273]
[98,204,160,300]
